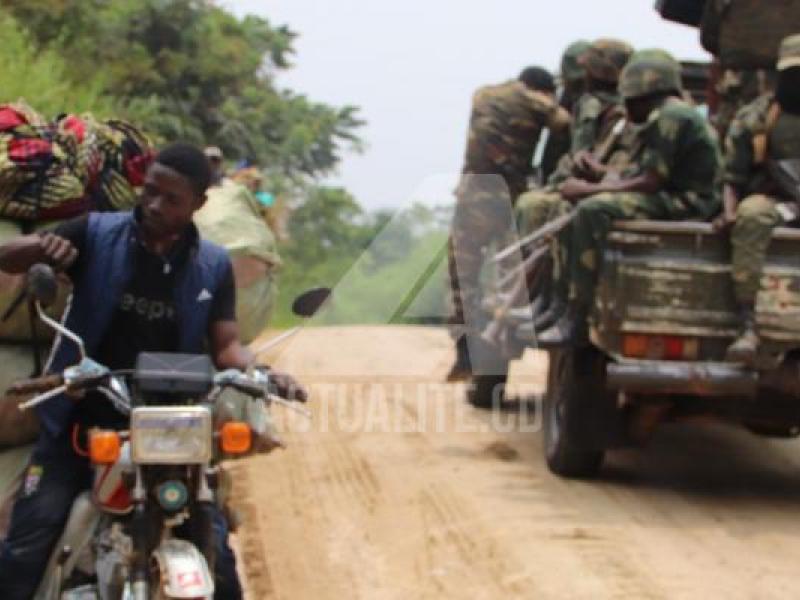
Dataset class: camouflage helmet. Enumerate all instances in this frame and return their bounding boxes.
[560,40,591,83]
[627,48,680,67]
[619,49,682,100]
[580,38,634,84]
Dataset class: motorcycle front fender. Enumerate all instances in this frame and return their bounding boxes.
[152,538,215,599]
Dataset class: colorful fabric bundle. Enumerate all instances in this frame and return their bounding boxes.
[87,118,153,212]
[0,102,153,221]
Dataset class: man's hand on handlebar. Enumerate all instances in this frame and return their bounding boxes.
[260,368,308,403]
[38,233,78,272]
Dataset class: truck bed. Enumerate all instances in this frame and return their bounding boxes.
[594,220,800,360]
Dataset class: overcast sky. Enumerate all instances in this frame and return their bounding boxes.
[225,0,710,211]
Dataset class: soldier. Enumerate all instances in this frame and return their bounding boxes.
[537,51,722,346]
[514,38,633,330]
[714,67,776,140]
[714,34,800,365]
[539,40,592,182]
[516,39,634,239]
[446,67,570,381]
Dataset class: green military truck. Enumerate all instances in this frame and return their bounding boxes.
[474,1,800,478]
[540,218,800,478]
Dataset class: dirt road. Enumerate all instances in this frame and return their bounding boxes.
[230,326,800,599]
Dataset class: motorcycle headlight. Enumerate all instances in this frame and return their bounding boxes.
[130,407,212,464]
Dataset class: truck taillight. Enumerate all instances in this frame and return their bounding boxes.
[623,334,698,361]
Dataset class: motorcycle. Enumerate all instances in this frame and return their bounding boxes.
[8,264,329,599]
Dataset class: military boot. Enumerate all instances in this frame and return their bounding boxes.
[535,303,589,348]
[446,335,473,382]
[725,305,759,366]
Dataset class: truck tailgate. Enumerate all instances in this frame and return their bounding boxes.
[594,221,800,356]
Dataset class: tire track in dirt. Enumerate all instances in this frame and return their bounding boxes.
[240,326,800,600]
[418,483,533,597]
[320,439,382,513]
[228,462,275,599]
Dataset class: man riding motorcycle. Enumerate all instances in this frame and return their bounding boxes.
[0,143,306,599]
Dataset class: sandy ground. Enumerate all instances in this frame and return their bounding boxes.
[229,325,800,599]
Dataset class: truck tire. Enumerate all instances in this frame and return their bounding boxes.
[543,347,611,478]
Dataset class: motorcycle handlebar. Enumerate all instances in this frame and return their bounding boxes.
[9,374,64,396]
[214,370,269,399]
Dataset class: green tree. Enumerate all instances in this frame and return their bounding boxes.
[0,13,114,117]
[2,0,363,178]
[284,187,370,264]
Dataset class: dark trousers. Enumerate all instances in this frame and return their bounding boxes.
[0,442,242,599]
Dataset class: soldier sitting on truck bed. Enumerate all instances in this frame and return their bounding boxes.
[713,34,800,366]
[536,51,722,346]
[538,40,591,184]
[514,38,633,331]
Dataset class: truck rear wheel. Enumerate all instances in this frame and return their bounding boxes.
[543,347,611,478]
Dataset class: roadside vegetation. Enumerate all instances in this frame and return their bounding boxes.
[0,0,451,329]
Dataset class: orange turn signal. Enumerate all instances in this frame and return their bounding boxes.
[89,430,121,464]
[220,422,252,455]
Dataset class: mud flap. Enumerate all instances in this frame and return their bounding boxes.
[152,539,215,599]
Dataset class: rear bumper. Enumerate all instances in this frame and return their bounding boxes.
[606,360,759,397]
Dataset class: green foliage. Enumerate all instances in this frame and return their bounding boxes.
[3,0,363,177]
[0,13,115,117]
[273,189,452,328]
[283,187,373,265]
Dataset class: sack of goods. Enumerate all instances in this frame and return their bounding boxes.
[702,0,800,69]
[0,101,152,221]
[194,179,282,343]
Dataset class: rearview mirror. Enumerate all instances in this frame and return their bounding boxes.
[291,287,331,318]
[27,263,58,308]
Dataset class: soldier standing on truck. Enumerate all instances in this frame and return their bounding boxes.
[713,34,800,365]
[446,67,570,381]
[536,51,722,346]
[514,38,633,331]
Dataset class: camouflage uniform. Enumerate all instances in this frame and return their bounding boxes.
[514,92,629,301]
[539,41,591,183]
[714,68,776,139]
[516,40,633,234]
[566,99,722,308]
[514,40,633,302]
[727,96,800,304]
[448,80,568,332]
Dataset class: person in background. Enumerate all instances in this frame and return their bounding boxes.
[205,145,225,186]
